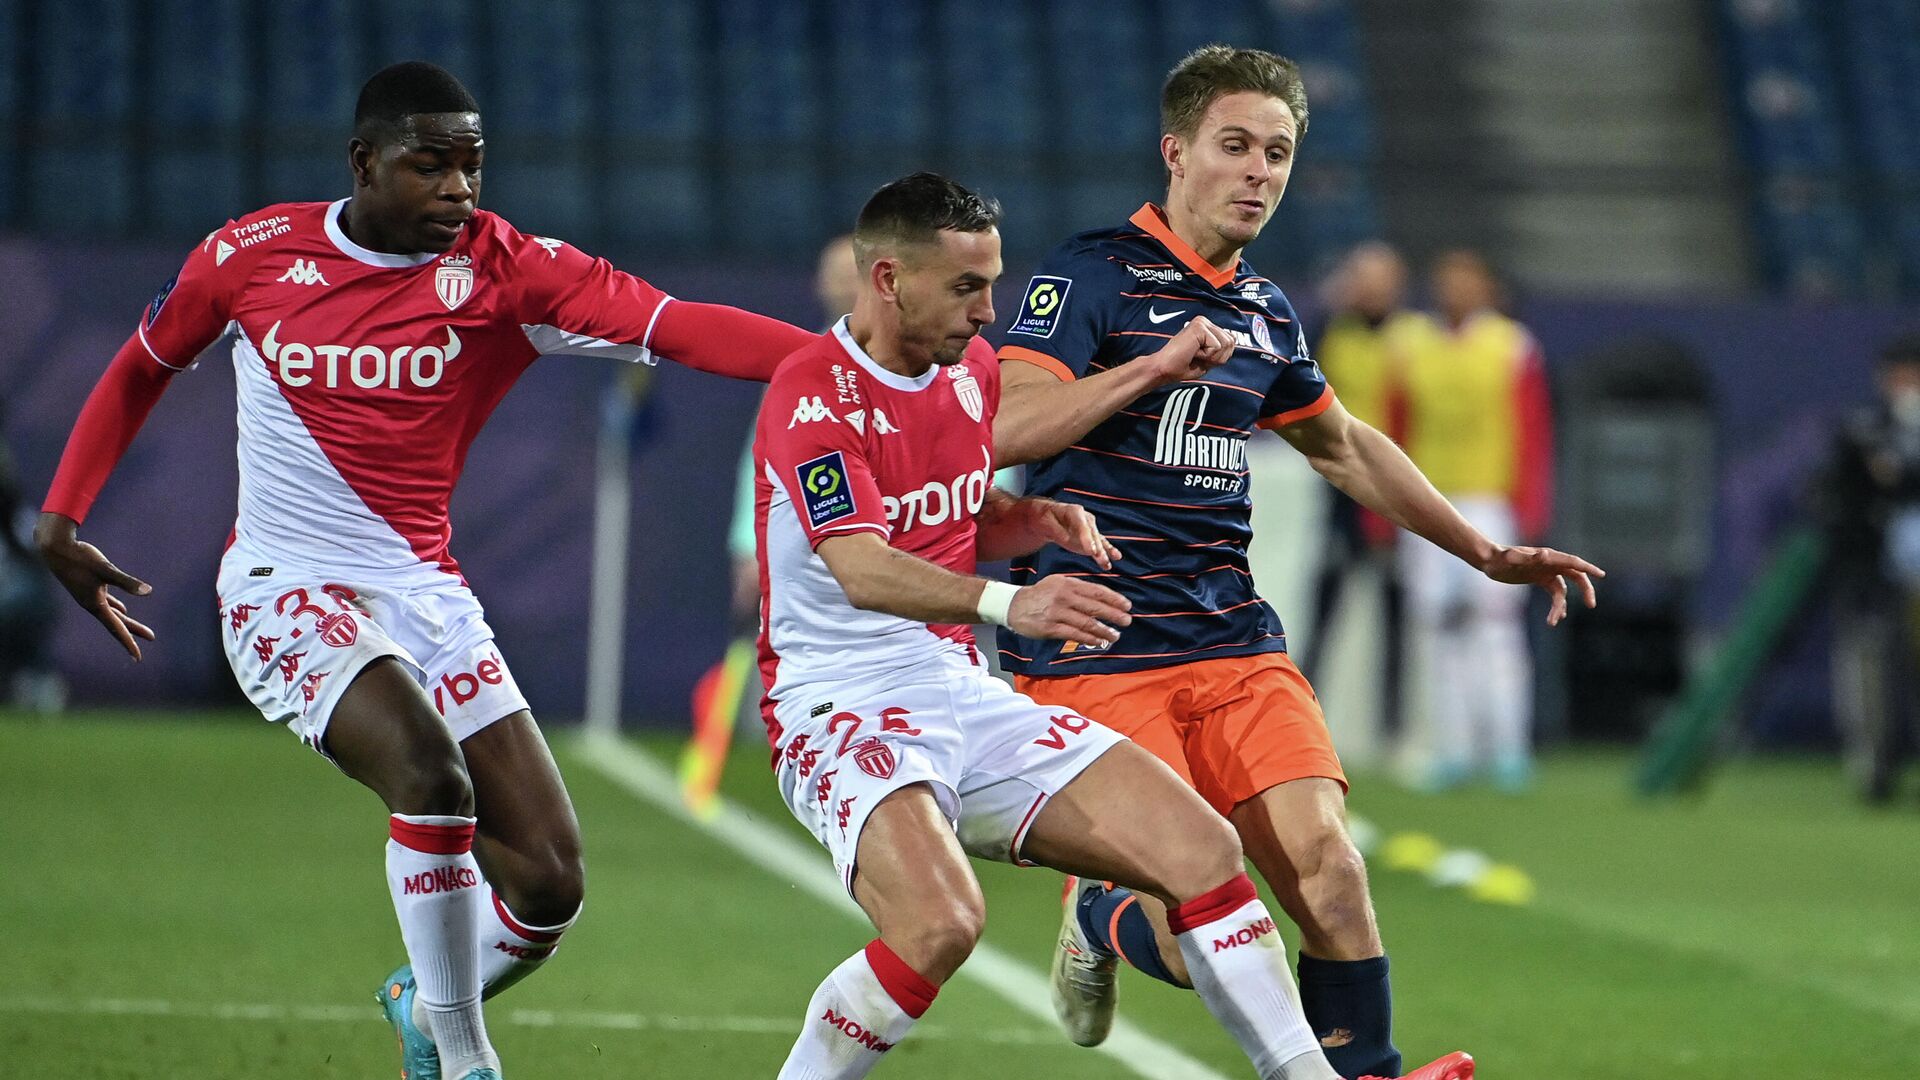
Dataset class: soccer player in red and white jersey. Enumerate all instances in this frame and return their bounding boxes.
[757,172,1394,1080]
[34,63,813,1080]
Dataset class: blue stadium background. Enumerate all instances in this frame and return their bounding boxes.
[2,0,1917,735]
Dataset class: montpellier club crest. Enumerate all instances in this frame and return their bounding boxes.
[436,255,475,311]
[950,364,984,422]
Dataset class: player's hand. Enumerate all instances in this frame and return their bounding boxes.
[35,511,156,660]
[1141,316,1236,387]
[1009,575,1132,649]
[1016,498,1121,570]
[1478,544,1605,626]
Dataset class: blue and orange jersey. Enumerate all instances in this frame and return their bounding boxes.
[996,203,1333,676]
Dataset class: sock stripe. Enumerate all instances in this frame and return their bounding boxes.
[491,891,573,944]
[1106,894,1140,968]
[1166,872,1258,935]
[864,939,938,1019]
[389,815,476,855]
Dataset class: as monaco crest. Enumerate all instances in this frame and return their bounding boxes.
[853,739,897,780]
[436,255,474,311]
[952,372,984,422]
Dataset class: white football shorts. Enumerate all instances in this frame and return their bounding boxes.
[770,646,1127,896]
[216,556,528,758]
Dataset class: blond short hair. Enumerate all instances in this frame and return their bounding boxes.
[1161,44,1309,141]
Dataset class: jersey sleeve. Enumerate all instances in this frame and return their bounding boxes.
[760,365,889,546]
[1255,296,1336,429]
[140,224,241,369]
[509,231,672,364]
[996,243,1113,383]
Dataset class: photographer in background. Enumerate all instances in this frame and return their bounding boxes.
[1823,332,1920,804]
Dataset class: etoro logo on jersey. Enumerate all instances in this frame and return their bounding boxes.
[260,321,462,390]
[797,451,857,528]
[882,446,992,531]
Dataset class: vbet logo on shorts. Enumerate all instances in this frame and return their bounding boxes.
[1009,275,1072,338]
[797,451,857,527]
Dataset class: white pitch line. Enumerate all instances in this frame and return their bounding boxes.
[0,997,1062,1046]
[574,732,1236,1080]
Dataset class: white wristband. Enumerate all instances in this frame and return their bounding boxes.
[977,581,1021,627]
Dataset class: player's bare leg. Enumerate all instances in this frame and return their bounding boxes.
[778,783,977,1079]
[325,659,499,1079]
[1231,777,1400,1075]
[1022,742,1336,1080]
[462,710,586,997]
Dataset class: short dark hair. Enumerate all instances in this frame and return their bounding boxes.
[1162,45,1308,141]
[853,172,1001,267]
[354,61,480,142]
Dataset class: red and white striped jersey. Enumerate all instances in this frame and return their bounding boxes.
[140,199,673,586]
[753,319,999,732]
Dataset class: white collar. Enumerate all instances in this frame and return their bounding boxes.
[324,199,440,268]
[831,316,939,392]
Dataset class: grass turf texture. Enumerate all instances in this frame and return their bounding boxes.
[3,712,1916,1078]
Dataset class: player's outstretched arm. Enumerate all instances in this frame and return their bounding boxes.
[995,316,1235,468]
[815,532,1129,648]
[1277,397,1604,625]
[974,488,1120,568]
[647,300,817,383]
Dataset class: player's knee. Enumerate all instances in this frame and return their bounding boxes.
[393,746,475,817]
[900,895,985,980]
[508,845,586,927]
[1161,812,1244,901]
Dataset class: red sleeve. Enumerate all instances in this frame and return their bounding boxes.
[142,224,240,368]
[651,300,819,383]
[511,228,811,381]
[760,362,889,547]
[1512,338,1554,542]
[41,333,180,523]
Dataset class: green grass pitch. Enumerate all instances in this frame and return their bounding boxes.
[3,712,1917,1078]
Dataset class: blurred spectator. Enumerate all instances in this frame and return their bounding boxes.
[1396,251,1553,791]
[1820,332,1920,803]
[0,419,63,713]
[1303,242,1419,738]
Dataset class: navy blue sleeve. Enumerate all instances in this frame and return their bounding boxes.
[1256,293,1334,428]
[997,243,1115,382]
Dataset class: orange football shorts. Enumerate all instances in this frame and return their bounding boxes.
[1015,650,1346,816]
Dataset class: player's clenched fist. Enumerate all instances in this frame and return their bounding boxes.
[1142,314,1236,386]
[1007,575,1132,648]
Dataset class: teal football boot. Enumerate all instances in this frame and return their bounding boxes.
[377,964,441,1080]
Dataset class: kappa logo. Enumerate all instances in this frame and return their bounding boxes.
[532,236,564,259]
[276,259,331,286]
[252,635,280,666]
[299,670,330,709]
[278,650,307,685]
[844,408,900,436]
[226,603,260,637]
[788,396,839,429]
